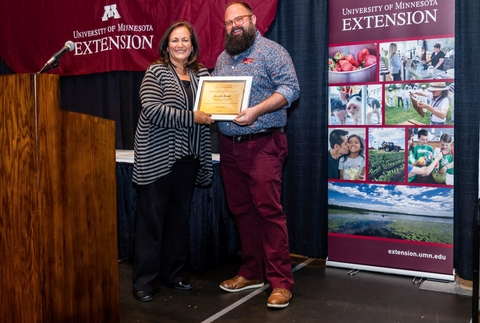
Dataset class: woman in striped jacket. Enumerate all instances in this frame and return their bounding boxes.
[132,21,214,302]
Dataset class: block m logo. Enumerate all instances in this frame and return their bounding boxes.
[102,4,121,21]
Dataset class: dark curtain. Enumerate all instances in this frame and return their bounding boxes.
[454,0,479,281]
[59,71,144,149]
[264,0,329,258]
[0,58,13,74]
[1,0,478,280]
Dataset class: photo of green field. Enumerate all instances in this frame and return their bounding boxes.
[328,182,453,244]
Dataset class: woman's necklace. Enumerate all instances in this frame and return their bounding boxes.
[175,68,190,81]
[171,62,189,80]
[174,65,187,75]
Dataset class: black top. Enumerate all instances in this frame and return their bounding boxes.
[182,80,194,110]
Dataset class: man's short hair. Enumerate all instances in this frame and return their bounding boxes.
[329,129,349,149]
[434,43,441,49]
[226,1,253,13]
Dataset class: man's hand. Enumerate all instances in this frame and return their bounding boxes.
[232,93,288,126]
[233,107,260,126]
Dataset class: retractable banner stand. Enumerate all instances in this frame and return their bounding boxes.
[326,0,455,280]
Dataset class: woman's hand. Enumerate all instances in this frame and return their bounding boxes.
[194,111,215,125]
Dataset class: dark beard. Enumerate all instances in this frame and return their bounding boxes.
[224,24,256,56]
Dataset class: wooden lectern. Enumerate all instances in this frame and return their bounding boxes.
[0,74,119,323]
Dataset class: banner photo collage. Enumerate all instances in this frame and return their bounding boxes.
[326,0,455,279]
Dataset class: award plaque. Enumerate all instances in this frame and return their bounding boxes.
[193,76,252,120]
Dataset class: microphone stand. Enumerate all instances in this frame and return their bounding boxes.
[37,59,60,74]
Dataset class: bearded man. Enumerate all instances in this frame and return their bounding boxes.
[212,1,300,309]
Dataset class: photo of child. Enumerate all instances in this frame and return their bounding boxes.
[328,127,366,180]
[407,129,443,182]
[339,134,366,181]
[407,128,454,185]
[431,133,454,185]
[411,129,434,169]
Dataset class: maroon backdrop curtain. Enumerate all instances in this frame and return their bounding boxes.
[0,0,277,75]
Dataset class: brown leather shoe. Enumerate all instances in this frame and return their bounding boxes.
[219,275,264,293]
[267,288,292,308]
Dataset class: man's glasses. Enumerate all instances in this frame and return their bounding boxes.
[223,15,252,29]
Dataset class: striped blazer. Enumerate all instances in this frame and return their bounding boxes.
[133,63,213,186]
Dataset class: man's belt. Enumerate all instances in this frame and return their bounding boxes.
[222,127,284,143]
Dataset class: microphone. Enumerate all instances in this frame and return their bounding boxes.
[38,40,75,73]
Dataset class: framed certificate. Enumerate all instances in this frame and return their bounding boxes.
[193,76,252,120]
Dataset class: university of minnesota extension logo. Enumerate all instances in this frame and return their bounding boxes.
[71,3,154,55]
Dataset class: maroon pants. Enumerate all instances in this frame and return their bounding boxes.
[219,132,293,290]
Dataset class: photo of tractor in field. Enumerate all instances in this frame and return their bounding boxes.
[379,141,402,152]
